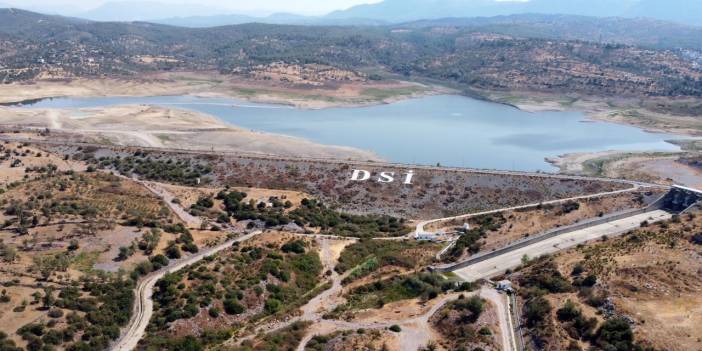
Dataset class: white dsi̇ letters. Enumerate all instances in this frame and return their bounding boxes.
[350,169,414,184]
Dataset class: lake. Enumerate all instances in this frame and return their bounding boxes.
[18,94,684,172]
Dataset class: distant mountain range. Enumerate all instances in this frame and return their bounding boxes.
[76,1,229,22]
[2,0,699,28]
[328,0,702,26]
[152,13,388,27]
[139,0,702,27]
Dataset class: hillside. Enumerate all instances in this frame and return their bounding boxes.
[505,212,702,351]
[402,14,702,51]
[0,9,701,99]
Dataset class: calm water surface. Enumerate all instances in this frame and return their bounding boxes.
[21,95,684,172]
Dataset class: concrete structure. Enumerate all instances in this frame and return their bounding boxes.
[415,231,438,241]
[654,185,702,213]
[496,280,513,293]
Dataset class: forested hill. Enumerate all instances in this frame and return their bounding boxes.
[403,14,702,51]
[0,8,701,98]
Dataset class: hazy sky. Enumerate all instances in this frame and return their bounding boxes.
[2,0,383,15]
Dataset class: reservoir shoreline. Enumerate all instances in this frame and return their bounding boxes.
[7,94,688,172]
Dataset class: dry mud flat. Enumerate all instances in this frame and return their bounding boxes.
[0,72,440,109]
[0,104,380,161]
[34,142,631,220]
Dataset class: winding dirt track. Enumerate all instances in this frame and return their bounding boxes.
[293,287,510,351]
[137,180,203,228]
[110,177,260,351]
[110,230,262,351]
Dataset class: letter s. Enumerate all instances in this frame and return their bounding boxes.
[350,169,371,181]
[378,171,395,183]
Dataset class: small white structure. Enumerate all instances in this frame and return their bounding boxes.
[496,280,513,292]
[415,231,439,241]
[462,223,471,231]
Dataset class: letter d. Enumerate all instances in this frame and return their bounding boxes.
[350,169,371,181]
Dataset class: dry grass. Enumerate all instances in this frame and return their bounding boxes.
[525,212,702,351]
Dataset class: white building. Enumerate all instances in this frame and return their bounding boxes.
[415,229,447,241]
[496,280,513,292]
[415,231,438,241]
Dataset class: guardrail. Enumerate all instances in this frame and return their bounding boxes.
[432,205,654,273]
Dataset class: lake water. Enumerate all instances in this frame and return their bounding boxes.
[18,94,684,172]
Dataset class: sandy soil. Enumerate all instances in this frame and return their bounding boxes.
[0,104,381,161]
[545,214,702,351]
[550,151,702,188]
[0,72,444,110]
[0,274,50,347]
[547,150,627,175]
[484,90,702,137]
[622,296,702,351]
[638,158,702,189]
[473,192,649,255]
[0,141,85,184]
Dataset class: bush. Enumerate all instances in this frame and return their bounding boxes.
[208,307,220,318]
[571,263,584,276]
[556,300,579,322]
[195,197,214,209]
[67,239,79,251]
[48,308,64,318]
[42,330,62,345]
[454,296,485,323]
[223,299,245,315]
[388,325,401,332]
[478,326,492,335]
[264,298,282,314]
[165,242,182,259]
[150,254,170,269]
[524,296,551,327]
[595,318,635,351]
[281,240,306,254]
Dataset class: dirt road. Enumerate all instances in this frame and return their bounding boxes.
[110,230,262,351]
[481,287,518,351]
[138,180,203,229]
[294,287,511,351]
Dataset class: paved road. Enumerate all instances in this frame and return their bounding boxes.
[453,210,670,281]
[414,184,651,236]
[110,230,262,351]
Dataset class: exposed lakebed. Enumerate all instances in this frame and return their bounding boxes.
[17,94,685,172]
